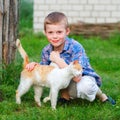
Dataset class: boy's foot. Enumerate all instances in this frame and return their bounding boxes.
[103,96,116,105]
[58,98,70,105]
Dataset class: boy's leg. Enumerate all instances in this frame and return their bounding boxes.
[60,76,108,102]
[68,81,77,99]
[60,80,77,100]
[60,76,116,105]
[61,76,98,101]
[76,76,98,102]
[96,88,116,105]
[96,88,108,102]
[60,88,70,100]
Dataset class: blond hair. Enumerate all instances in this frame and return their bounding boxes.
[44,12,69,31]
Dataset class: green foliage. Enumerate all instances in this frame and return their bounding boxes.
[19,0,33,30]
[1,63,22,85]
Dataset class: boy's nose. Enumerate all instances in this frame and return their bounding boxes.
[53,33,57,38]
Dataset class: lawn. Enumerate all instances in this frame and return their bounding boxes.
[0,31,120,120]
[0,0,120,119]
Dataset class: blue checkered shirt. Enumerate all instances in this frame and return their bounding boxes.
[40,37,101,87]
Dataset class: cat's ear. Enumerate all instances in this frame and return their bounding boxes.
[73,60,79,64]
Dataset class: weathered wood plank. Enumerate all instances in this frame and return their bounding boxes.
[0,0,3,65]
[0,0,19,80]
[70,22,120,38]
[1,0,19,64]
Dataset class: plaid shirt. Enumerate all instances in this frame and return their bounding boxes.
[40,37,101,87]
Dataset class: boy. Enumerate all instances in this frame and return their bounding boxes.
[26,12,115,105]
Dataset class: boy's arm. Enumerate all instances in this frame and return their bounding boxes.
[50,51,81,82]
[50,51,68,68]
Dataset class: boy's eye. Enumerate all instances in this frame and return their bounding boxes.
[57,31,62,34]
[48,31,53,34]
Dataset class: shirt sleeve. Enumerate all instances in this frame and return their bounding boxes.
[72,43,102,86]
[72,43,90,69]
[40,49,50,65]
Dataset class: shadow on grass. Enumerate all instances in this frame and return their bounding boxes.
[0,90,4,102]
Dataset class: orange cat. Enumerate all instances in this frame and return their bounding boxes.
[16,39,82,110]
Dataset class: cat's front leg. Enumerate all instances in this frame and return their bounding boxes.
[16,90,21,104]
[34,85,43,107]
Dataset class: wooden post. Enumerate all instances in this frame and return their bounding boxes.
[0,0,3,65]
[0,0,19,65]
[0,0,19,80]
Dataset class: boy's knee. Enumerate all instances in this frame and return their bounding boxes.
[68,81,77,99]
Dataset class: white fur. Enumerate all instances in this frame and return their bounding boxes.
[16,62,82,110]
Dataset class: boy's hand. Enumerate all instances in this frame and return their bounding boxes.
[73,75,82,82]
[25,62,38,71]
[50,51,61,63]
[50,51,68,68]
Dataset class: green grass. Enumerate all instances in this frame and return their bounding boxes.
[0,0,120,119]
[0,32,120,120]
[19,0,33,30]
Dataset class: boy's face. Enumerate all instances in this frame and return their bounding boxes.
[44,23,70,50]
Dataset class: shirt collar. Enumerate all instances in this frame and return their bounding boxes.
[62,36,72,53]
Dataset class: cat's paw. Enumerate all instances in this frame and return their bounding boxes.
[16,98,21,104]
[16,94,21,104]
[36,102,41,107]
[43,96,50,103]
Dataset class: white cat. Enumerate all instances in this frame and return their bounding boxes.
[16,39,82,110]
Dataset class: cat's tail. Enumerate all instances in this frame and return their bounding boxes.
[16,39,29,68]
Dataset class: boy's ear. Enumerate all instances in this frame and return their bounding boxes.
[66,27,70,35]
